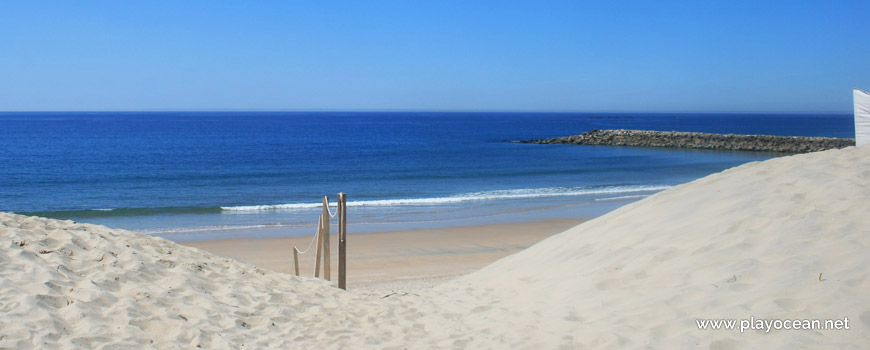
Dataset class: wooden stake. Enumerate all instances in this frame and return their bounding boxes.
[322,196,331,281]
[293,247,300,276]
[338,192,347,290]
[314,215,323,278]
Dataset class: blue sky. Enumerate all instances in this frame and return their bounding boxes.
[2,1,868,113]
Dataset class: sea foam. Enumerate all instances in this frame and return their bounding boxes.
[220,185,671,212]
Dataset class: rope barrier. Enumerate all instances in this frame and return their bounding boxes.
[292,220,324,277]
[324,198,338,218]
[292,194,345,285]
[294,223,320,255]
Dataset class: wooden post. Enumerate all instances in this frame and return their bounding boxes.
[322,196,331,281]
[338,192,347,290]
[314,215,323,278]
[292,247,300,276]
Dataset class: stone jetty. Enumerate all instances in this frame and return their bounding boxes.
[519,129,854,153]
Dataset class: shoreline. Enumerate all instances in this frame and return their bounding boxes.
[149,195,641,242]
[181,217,585,290]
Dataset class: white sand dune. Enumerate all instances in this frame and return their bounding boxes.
[2,146,869,349]
[439,145,870,349]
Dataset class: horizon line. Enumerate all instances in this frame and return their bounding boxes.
[0,108,854,116]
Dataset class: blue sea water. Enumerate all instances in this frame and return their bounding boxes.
[0,112,854,241]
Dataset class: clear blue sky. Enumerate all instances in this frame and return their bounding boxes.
[2,1,868,113]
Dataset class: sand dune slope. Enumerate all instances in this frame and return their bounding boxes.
[437,145,870,349]
[2,146,869,349]
[0,214,432,349]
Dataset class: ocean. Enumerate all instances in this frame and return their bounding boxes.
[0,112,854,241]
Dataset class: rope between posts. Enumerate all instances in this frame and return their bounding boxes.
[324,198,338,218]
[294,224,320,255]
[290,193,345,289]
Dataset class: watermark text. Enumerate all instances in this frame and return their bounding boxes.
[696,317,849,333]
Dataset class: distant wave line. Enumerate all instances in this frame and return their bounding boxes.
[220,185,671,212]
[14,185,671,219]
[17,206,224,219]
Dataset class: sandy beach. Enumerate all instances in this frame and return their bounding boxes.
[2,146,869,349]
[183,218,584,290]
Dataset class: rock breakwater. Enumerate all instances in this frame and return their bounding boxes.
[520,129,854,153]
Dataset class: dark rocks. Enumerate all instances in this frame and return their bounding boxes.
[519,129,855,153]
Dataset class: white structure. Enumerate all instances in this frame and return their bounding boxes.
[855,89,870,146]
